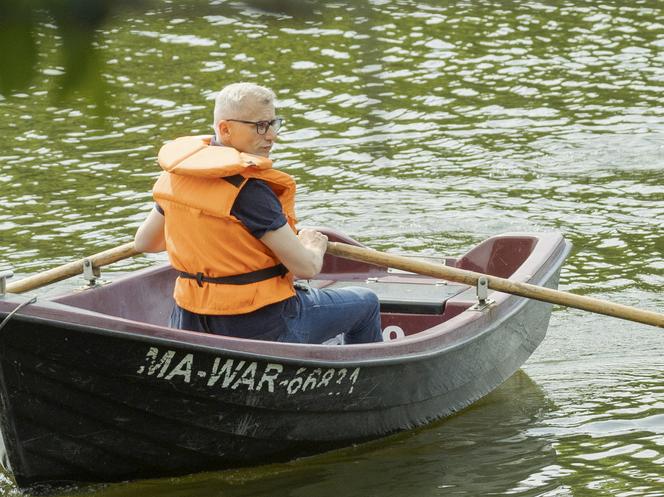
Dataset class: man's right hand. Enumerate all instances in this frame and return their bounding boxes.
[261,226,328,279]
[297,229,328,252]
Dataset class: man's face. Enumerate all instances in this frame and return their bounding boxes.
[219,101,277,157]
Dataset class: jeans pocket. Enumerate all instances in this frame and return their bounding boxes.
[282,295,300,319]
[282,295,312,343]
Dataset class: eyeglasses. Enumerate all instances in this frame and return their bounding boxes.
[225,118,284,135]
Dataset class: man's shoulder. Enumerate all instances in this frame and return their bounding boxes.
[232,178,287,237]
[240,178,276,196]
[234,179,281,211]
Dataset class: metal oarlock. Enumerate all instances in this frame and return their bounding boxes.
[471,276,495,311]
[82,259,101,288]
[477,276,488,303]
[0,270,14,297]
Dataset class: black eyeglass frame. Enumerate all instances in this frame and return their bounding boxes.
[225,118,284,135]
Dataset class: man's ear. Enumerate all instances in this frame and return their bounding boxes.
[218,120,231,139]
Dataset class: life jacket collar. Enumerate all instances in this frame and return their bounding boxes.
[158,135,273,178]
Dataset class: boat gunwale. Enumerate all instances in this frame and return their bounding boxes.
[0,233,571,368]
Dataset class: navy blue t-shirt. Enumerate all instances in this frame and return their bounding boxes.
[230,179,287,237]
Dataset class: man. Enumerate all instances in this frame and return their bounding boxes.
[134,82,383,344]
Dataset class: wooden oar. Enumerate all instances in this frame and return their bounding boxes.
[326,242,664,329]
[7,240,663,328]
[6,242,139,294]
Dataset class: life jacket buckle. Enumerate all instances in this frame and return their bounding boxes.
[195,272,204,287]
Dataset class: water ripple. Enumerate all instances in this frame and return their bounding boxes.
[0,2,662,493]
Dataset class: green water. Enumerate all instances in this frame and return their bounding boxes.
[1,1,663,495]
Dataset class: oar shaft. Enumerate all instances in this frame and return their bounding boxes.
[326,242,664,329]
[7,242,139,294]
[7,239,662,328]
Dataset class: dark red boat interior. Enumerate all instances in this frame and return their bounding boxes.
[54,231,539,341]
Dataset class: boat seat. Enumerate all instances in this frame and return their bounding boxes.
[318,280,469,315]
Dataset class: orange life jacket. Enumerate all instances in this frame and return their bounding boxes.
[152,135,297,315]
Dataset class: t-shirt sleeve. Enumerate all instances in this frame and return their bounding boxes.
[231,179,287,238]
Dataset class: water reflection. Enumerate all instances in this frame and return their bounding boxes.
[0,1,662,495]
[1,0,662,283]
[528,357,664,496]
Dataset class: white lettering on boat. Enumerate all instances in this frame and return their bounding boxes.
[164,353,193,383]
[136,347,361,396]
[256,363,283,393]
[207,358,242,388]
[136,347,175,377]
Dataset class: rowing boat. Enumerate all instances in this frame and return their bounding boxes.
[0,229,570,492]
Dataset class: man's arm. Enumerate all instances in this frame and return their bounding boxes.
[261,226,327,279]
[134,207,166,253]
[231,179,328,279]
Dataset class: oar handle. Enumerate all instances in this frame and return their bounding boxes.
[7,242,140,294]
[326,242,664,329]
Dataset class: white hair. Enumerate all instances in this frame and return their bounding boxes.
[213,83,276,141]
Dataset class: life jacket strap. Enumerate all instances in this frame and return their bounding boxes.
[179,264,289,287]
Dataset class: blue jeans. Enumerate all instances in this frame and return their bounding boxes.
[281,286,383,344]
[170,286,383,344]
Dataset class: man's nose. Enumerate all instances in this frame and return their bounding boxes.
[265,126,277,140]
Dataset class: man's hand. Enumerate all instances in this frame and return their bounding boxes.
[297,228,328,253]
[261,226,328,279]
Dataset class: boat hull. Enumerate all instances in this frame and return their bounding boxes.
[0,232,569,490]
